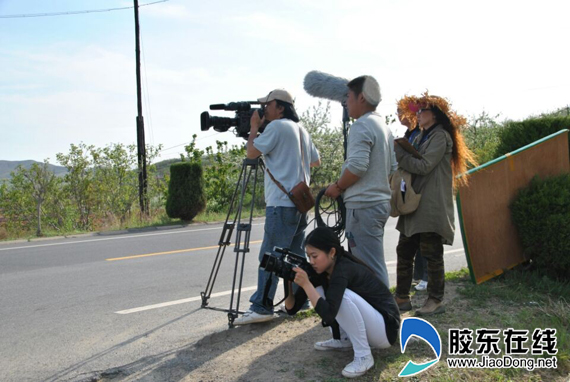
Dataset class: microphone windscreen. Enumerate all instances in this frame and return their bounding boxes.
[303,70,349,103]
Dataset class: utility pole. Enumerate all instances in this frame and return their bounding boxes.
[134,0,148,214]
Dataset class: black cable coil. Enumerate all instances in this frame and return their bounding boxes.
[314,188,346,238]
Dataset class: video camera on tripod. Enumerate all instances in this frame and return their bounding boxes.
[200,102,268,139]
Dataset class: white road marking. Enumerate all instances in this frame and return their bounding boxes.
[116,250,466,315]
[444,248,465,255]
[115,286,258,314]
[0,223,265,252]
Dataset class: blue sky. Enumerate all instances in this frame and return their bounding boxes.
[1,0,569,163]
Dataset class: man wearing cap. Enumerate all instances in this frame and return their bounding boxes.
[234,89,320,325]
[325,75,397,288]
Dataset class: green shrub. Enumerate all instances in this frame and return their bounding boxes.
[494,116,570,158]
[166,162,206,221]
[463,112,505,165]
[510,174,570,280]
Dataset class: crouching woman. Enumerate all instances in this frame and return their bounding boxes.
[285,227,401,378]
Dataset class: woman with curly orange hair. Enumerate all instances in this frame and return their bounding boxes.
[394,92,476,316]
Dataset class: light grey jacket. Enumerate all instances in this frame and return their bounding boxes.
[394,124,455,245]
[342,112,397,209]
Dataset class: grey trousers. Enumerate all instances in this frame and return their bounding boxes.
[345,201,391,288]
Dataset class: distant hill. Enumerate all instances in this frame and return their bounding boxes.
[0,160,67,180]
[0,159,185,181]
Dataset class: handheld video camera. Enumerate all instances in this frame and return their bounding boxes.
[200,102,267,139]
[260,247,316,282]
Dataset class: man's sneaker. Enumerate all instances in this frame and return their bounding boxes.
[314,338,352,351]
[233,310,275,325]
[415,280,428,291]
[342,354,374,378]
[415,298,445,316]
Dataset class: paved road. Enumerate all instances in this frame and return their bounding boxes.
[0,214,467,381]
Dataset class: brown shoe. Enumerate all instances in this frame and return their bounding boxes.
[395,297,412,312]
[415,298,445,316]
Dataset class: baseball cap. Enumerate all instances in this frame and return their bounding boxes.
[257,89,295,104]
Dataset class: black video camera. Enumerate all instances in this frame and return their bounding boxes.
[200,102,267,139]
[260,247,316,282]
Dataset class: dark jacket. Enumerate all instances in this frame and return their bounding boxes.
[287,256,401,345]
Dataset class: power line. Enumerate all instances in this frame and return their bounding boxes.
[159,133,221,153]
[0,0,169,19]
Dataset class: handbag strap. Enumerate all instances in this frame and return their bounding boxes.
[298,126,308,183]
[266,167,290,196]
[266,126,308,196]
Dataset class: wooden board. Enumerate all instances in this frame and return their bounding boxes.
[457,130,570,284]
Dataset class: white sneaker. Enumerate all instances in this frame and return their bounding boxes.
[342,354,374,378]
[314,338,352,351]
[415,280,428,291]
[233,310,274,325]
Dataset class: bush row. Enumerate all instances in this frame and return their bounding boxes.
[510,174,570,280]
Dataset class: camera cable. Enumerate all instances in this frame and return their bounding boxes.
[314,188,346,237]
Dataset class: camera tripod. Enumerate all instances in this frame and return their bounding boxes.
[200,157,264,328]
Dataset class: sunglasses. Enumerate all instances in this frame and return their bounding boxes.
[416,108,431,115]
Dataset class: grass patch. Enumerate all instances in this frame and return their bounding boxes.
[294,368,307,378]
[191,208,266,224]
[289,308,319,321]
[0,208,266,242]
[445,267,470,281]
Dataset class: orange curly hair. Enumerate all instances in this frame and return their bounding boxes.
[397,97,417,128]
[398,92,478,188]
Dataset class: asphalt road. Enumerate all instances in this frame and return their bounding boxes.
[0,214,467,381]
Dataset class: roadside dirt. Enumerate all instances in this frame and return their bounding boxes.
[88,280,567,382]
[91,299,424,381]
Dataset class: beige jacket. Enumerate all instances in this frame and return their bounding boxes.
[394,124,455,245]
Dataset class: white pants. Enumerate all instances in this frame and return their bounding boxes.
[317,287,391,358]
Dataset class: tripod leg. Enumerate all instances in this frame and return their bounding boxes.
[199,158,263,329]
[200,159,247,307]
[227,159,259,326]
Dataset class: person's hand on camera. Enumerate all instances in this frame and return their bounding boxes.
[250,109,265,133]
[293,267,320,308]
[293,267,311,289]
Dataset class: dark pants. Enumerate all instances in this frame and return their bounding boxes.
[396,232,445,302]
[413,250,428,282]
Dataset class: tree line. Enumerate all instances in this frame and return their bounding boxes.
[2,102,567,239]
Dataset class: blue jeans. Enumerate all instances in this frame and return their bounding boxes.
[413,250,428,282]
[249,207,307,315]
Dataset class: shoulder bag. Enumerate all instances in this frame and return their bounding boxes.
[266,127,315,213]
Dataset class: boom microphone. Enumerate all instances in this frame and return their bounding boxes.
[303,70,349,103]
